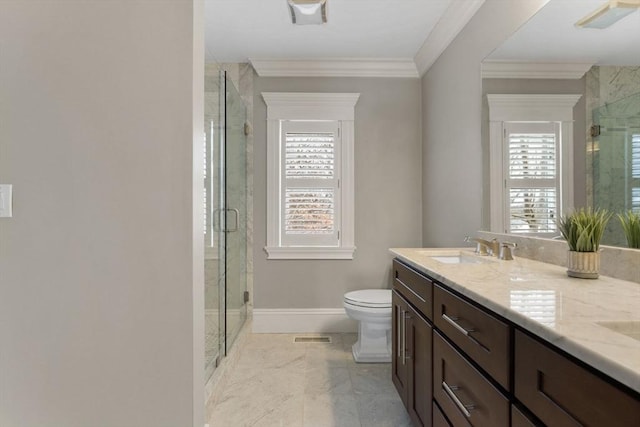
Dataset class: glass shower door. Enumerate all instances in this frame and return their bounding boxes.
[592,91,640,246]
[204,68,247,383]
[204,66,224,382]
[222,73,247,353]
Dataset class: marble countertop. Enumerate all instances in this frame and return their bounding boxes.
[390,248,640,393]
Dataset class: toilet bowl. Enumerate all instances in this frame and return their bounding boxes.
[343,289,392,363]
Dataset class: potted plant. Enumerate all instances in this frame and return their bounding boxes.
[557,207,611,279]
[618,210,640,249]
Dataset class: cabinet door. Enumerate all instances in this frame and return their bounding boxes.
[392,290,409,406]
[406,304,433,427]
[515,330,640,427]
[511,404,540,427]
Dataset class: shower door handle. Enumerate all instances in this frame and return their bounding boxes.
[227,208,239,232]
[213,208,240,232]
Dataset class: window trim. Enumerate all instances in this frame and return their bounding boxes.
[263,92,360,260]
[487,94,581,234]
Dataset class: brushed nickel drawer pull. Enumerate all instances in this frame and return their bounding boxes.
[396,308,402,359]
[442,381,475,418]
[403,312,411,362]
[401,309,406,365]
[442,313,491,352]
[397,278,427,303]
[442,313,475,336]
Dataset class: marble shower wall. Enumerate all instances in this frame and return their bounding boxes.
[586,66,640,246]
[586,66,640,237]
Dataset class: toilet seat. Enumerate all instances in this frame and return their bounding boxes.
[344,289,391,308]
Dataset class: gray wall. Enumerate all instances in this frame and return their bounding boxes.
[0,2,204,426]
[253,76,423,309]
[481,77,588,229]
[421,0,550,246]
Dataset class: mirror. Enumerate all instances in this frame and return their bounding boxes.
[481,0,640,248]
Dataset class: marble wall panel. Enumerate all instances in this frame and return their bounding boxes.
[586,66,640,246]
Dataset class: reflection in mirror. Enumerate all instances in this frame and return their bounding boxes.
[591,88,640,245]
[481,0,640,248]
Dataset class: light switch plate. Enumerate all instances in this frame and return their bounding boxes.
[0,184,13,217]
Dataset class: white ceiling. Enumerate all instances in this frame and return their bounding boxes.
[205,0,640,71]
[486,0,640,66]
[204,0,452,63]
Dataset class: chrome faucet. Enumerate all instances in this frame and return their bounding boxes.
[464,236,499,256]
[499,242,517,260]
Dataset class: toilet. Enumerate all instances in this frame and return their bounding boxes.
[343,289,392,363]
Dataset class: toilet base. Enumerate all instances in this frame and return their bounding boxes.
[352,343,392,363]
[351,321,391,363]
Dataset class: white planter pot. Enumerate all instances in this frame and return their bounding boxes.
[567,251,600,279]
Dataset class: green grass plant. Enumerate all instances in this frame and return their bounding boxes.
[557,207,612,252]
[618,210,640,249]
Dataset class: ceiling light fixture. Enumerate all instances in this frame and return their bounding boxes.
[288,0,327,25]
[576,0,640,29]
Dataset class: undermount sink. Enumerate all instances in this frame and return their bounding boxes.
[597,321,640,342]
[417,250,493,265]
[430,255,485,264]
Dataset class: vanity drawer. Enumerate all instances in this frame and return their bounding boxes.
[433,285,510,389]
[433,401,452,427]
[515,330,640,427]
[433,331,509,427]
[393,259,433,320]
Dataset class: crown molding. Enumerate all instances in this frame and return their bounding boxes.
[250,58,419,78]
[414,0,486,76]
[481,61,593,79]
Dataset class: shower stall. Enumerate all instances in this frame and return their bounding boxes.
[591,91,640,246]
[204,64,248,382]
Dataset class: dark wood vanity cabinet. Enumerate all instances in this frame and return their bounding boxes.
[391,258,640,427]
[392,291,410,406]
[514,330,640,427]
[433,401,452,427]
[393,261,434,427]
[433,331,509,427]
[432,284,511,427]
[393,259,433,318]
[511,405,539,427]
[433,285,510,390]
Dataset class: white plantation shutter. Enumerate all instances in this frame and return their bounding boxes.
[504,122,560,235]
[281,121,340,246]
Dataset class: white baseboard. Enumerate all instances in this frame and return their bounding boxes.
[252,308,357,333]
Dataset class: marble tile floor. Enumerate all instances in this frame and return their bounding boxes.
[207,333,411,427]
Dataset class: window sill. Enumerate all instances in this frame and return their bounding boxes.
[264,246,356,260]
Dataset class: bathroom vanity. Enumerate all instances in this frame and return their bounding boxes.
[390,248,640,427]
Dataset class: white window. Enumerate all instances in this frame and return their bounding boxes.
[487,94,581,235]
[505,122,560,235]
[263,92,359,259]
